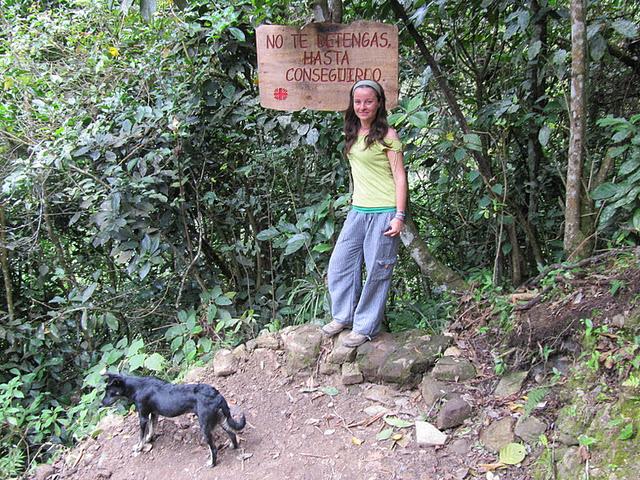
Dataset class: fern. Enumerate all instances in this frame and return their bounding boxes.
[0,448,26,479]
[524,387,548,417]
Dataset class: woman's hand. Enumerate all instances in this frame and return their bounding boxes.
[384,217,404,237]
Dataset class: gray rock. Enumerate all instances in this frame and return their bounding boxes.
[493,371,528,397]
[32,464,56,480]
[555,403,594,446]
[515,415,547,444]
[254,330,282,350]
[415,420,447,446]
[280,324,323,372]
[327,332,357,364]
[355,332,397,381]
[448,438,472,455]
[213,348,238,376]
[341,362,364,385]
[379,331,452,385]
[479,417,515,452]
[319,362,339,375]
[363,384,397,406]
[432,357,476,382]
[556,447,582,480]
[420,375,456,407]
[436,395,472,430]
[182,365,211,383]
[232,343,249,362]
[364,405,390,416]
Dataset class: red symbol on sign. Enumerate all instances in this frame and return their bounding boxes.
[273,88,288,101]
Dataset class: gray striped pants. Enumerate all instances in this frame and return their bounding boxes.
[327,210,399,337]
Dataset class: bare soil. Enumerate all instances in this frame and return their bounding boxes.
[46,348,499,480]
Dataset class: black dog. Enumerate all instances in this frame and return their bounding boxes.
[101,373,245,466]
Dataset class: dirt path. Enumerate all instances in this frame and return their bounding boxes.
[47,346,518,480]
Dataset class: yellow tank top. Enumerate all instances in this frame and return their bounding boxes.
[348,136,403,208]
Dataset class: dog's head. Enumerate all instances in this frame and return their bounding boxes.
[101,373,128,407]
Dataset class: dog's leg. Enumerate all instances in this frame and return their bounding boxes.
[134,413,149,452]
[199,414,217,467]
[143,413,157,444]
[207,440,218,468]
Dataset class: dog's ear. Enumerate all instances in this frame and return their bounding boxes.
[104,372,123,386]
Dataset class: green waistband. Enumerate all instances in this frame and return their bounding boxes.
[352,206,396,213]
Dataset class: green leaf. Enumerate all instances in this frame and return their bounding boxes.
[321,386,339,396]
[215,295,233,306]
[128,353,146,371]
[407,95,422,112]
[104,313,119,331]
[619,157,640,176]
[528,40,541,60]
[198,337,213,353]
[612,19,638,38]
[284,233,309,256]
[139,262,151,280]
[306,128,319,145]
[618,423,634,440]
[491,183,504,196]
[170,336,183,352]
[207,304,218,322]
[408,111,429,129]
[608,145,629,158]
[144,353,165,372]
[312,243,332,253]
[524,387,548,417]
[84,372,103,388]
[633,209,640,231]
[228,27,245,42]
[463,133,482,151]
[538,125,551,147]
[376,428,394,441]
[499,443,527,465]
[128,338,144,356]
[590,33,607,61]
[578,434,597,447]
[454,148,466,162]
[81,283,98,303]
[591,182,619,200]
[388,112,407,126]
[256,227,280,242]
[384,416,413,428]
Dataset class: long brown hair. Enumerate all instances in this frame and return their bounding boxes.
[344,80,389,156]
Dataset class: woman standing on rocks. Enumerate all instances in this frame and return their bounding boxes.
[322,79,407,348]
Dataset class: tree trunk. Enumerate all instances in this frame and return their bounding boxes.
[400,217,467,292]
[526,0,548,225]
[0,204,15,321]
[41,184,78,289]
[312,0,342,23]
[564,0,590,258]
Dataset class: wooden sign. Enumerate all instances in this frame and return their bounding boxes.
[256,22,398,111]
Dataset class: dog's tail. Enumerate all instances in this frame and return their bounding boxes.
[221,400,246,431]
[196,384,246,431]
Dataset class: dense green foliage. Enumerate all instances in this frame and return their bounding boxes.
[0,0,639,475]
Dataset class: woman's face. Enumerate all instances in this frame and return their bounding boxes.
[353,86,379,125]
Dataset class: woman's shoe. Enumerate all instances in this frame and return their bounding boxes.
[322,320,348,337]
[342,331,369,347]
